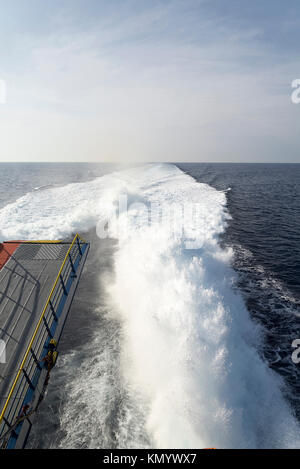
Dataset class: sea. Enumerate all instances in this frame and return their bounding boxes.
[0,162,299,449]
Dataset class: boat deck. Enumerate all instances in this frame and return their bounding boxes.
[0,235,89,449]
[0,242,71,412]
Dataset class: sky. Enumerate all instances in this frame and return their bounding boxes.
[0,0,300,163]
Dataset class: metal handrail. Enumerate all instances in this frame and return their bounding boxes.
[0,233,85,425]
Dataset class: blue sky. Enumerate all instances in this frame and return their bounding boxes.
[0,0,299,162]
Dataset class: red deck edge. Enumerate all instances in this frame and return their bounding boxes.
[0,242,22,270]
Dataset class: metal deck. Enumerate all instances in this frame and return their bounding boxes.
[0,235,89,449]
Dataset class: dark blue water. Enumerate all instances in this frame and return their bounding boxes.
[178,163,300,419]
[178,164,300,295]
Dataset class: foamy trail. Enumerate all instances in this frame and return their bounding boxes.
[0,163,299,448]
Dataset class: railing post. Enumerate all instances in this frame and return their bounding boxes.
[42,317,53,338]
[22,370,35,390]
[68,253,76,274]
[76,237,82,256]
[30,349,42,370]
[60,275,67,295]
[49,300,58,322]
[3,417,18,440]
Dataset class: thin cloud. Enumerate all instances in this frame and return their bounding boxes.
[0,0,299,162]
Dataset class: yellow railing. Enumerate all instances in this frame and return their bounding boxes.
[24,240,62,244]
[0,233,85,424]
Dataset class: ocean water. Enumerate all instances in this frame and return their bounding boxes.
[0,162,299,449]
[178,163,300,419]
